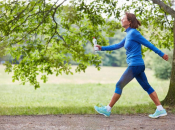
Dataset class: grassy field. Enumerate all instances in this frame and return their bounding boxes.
[0,65,171,115]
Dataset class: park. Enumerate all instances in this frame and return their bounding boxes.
[0,0,175,129]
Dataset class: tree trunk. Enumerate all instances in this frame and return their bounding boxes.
[162,20,175,106]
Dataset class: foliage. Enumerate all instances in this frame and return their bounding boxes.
[100,31,127,67]
[0,0,119,88]
[83,30,127,67]
[153,49,173,79]
[144,49,173,79]
[122,0,174,51]
[0,0,174,89]
[0,30,128,67]
[153,60,172,79]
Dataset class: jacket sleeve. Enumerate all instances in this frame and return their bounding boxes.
[135,33,164,57]
[101,37,125,51]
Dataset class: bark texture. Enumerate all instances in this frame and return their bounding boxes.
[151,0,175,18]
[162,20,175,106]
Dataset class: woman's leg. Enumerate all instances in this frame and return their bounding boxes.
[109,66,135,107]
[135,71,167,118]
[135,71,161,106]
[109,91,162,108]
[109,93,121,107]
[94,66,135,117]
[136,72,167,118]
[149,91,161,106]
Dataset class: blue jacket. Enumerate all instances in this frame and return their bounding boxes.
[101,27,164,66]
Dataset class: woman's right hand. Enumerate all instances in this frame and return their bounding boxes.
[96,45,102,51]
[162,54,169,61]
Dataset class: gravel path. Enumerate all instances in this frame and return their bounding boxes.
[0,114,175,130]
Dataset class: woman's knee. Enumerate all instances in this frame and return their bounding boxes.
[143,86,155,94]
[115,83,122,95]
[147,87,155,94]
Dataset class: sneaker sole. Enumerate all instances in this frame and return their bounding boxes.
[94,107,110,117]
[149,113,167,118]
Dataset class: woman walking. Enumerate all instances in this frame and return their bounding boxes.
[94,12,169,118]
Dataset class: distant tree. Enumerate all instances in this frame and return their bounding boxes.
[152,49,173,79]
[106,31,127,67]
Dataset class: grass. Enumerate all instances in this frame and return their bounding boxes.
[0,65,173,115]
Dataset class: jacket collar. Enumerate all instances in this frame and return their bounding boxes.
[125,27,132,32]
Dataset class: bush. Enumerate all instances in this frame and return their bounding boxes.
[152,49,173,80]
[153,59,172,79]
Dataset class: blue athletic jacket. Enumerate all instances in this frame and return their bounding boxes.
[101,27,164,66]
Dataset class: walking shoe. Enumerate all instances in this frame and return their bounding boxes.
[149,109,167,118]
[94,105,111,117]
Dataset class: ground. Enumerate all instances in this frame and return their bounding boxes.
[0,114,175,130]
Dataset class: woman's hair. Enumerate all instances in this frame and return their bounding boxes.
[125,12,141,29]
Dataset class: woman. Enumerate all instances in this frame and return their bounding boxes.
[94,12,169,118]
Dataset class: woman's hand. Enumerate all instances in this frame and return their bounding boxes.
[96,45,102,51]
[162,54,168,61]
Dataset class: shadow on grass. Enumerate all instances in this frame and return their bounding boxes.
[0,103,174,116]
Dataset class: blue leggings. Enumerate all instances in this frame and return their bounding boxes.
[115,65,154,95]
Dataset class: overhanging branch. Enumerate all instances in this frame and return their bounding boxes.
[45,0,67,51]
[150,0,175,18]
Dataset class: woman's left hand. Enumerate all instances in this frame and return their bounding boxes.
[162,54,169,61]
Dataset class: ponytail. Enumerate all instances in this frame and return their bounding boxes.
[125,12,141,29]
[137,19,141,26]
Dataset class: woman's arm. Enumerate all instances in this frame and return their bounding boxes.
[97,37,126,51]
[135,33,168,61]
[135,33,164,56]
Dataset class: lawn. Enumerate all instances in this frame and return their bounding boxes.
[0,65,170,115]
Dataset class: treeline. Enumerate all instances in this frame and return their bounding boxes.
[0,54,20,64]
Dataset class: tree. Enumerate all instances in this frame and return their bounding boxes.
[0,0,119,88]
[142,0,175,106]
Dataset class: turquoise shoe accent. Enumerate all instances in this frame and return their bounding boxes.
[94,106,111,117]
[149,109,167,118]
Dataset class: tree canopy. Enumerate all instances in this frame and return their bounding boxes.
[0,0,120,88]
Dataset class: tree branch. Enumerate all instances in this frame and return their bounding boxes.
[54,0,67,10]
[3,2,58,47]
[157,5,172,28]
[164,12,171,28]
[2,0,67,50]
[10,1,43,33]
[45,0,67,51]
[28,0,60,34]
[8,2,31,24]
[150,0,175,18]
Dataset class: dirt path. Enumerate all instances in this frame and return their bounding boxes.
[0,114,175,130]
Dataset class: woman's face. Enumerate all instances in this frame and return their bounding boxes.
[121,15,131,28]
